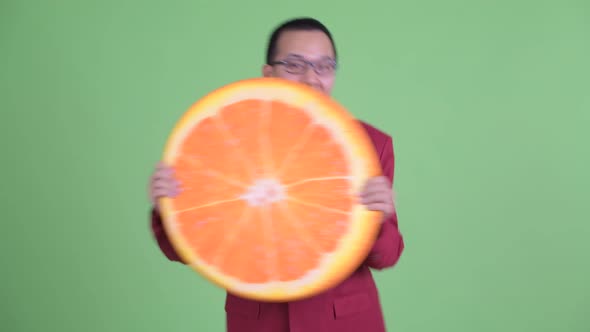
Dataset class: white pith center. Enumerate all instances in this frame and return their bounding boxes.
[241,179,285,206]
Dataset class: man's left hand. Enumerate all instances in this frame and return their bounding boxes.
[360,176,396,222]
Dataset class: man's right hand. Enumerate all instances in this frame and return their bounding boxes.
[149,161,181,211]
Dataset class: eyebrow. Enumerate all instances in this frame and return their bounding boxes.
[285,53,335,61]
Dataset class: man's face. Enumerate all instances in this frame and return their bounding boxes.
[262,30,336,96]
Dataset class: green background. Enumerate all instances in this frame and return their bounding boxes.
[2,0,589,331]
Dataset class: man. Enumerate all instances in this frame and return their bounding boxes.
[148,17,404,332]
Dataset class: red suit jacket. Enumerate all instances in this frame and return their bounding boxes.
[150,121,405,332]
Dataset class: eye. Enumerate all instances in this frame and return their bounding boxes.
[285,61,304,70]
[317,62,334,73]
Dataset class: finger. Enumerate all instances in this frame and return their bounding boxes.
[150,180,182,196]
[360,178,390,194]
[361,195,391,207]
[365,202,395,216]
[150,188,180,205]
[359,178,373,192]
[155,161,169,169]
[155,162,165,172]
[364,202,388,211]
[153,180,182,194]
[154,168,175,178]
[359,185,391,197]
[360,192,388,204]
[155,163,175,176]
[361,184,390,195]
[152,188,179,197]
[150,183,174,194]
[365,175,389,186]
[151,171,179,185]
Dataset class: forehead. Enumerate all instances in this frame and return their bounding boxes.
[274,30,335,60]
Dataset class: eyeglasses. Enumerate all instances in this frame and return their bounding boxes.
[269,58,337,76]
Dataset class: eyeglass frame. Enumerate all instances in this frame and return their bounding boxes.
[268,57,338,76]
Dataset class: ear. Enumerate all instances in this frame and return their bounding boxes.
[262,64,274,77]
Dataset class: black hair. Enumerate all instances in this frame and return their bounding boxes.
[265,17,337,64]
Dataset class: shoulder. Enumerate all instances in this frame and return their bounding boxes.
[356,120,395,176]
[357,120,393,151]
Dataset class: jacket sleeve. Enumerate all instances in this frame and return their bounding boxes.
[150,207,185,263]
[365,136,405,270]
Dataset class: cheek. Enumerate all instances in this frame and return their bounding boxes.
[321,76,335,90]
